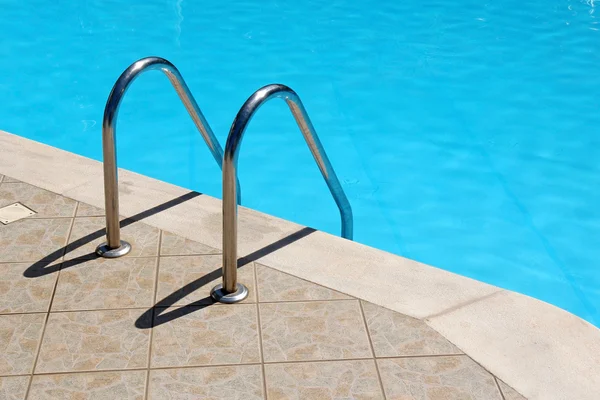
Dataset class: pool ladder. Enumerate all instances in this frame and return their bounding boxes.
[96,56,353,303]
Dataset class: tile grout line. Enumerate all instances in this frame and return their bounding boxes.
[59,179,97,198]
[158,252,223,258]
[255,263,352,299]
[23,214,77,399]
[71,201,80,219]
[260,354,472,365]
[0,311,57,317]
[143,310,155,400]
[463,354,509,399]
[26,376,34,400]
[494,376,508,400]
[0,254,161,264]
[253,262,269,400]
[22,363,265,378]
[29,368,148,377]
[18,298,366,316]
[57,252,223,263]
[8,354,489,379]
[0,373,31,379]
[153,231,163,307]
[374,353,468,360]
[34,306,155,314]
[18,215,89,221]
[262,357,370,365]
[358,300,387,399]
[143,362,263,372]
[3,300,367,315]
[158,230,164,257]
[144,231,164,400]
[2,254,228,267]
[258,298,357,305]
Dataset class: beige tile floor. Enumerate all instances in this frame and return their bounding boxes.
[0,178,527,399]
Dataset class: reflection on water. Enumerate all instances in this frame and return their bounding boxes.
[174,0,184,47]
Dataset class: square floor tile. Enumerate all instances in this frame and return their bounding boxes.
[28,370,146,400]
[0,263,58,313]
[259,300,372,362]
[52,257,158,311]
[160,231,220,256]
[149,365,264,399]
[0,376,29,400]
[0,182,76,218]
[0,218,72,262]
[66,217,159,259]
[156,256,255,305]
[256,264,351,302]
[0,313,45,375]
[497,379,527,400]
[151,305,260,367]
[377,356,503,400]
[265,360,383,399]
[36,309,151,373]
[75,203,105,217]
[361,301,461,357]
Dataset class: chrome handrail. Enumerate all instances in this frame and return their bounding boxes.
[210,84,353,303]
[96,56,231,258]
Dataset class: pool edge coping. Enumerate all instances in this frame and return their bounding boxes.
[1,129,599,400]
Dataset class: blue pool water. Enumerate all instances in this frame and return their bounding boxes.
[1,0,599,325]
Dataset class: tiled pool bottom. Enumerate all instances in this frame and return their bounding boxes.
[0,176,523,399]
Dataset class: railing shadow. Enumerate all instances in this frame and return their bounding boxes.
[23,191,203,278]
[136,226,316,329]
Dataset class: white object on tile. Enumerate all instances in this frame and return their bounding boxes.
[0,203,36,224]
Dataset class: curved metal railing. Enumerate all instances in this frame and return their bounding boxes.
[96,56,231,258]
[211,84,353,303]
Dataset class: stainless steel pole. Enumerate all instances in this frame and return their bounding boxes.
[96,56,229,258]
[211,84,353,303]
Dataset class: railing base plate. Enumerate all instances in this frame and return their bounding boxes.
[210,283,249,304]
[95,241,132,258]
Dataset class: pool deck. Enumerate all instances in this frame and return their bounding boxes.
[0,130,599,399]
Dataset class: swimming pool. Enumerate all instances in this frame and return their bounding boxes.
[1,0,599,326]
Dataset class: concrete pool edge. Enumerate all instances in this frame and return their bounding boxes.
[1,129,598,400]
